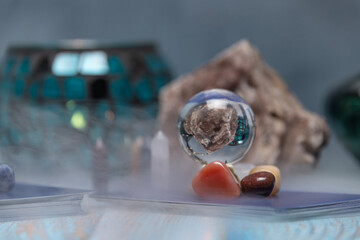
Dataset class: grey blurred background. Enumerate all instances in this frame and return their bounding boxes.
[1,0,360,191]
[1,0,360,113]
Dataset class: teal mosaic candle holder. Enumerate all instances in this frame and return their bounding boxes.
[0,41,171,175]
[0,40,172,115]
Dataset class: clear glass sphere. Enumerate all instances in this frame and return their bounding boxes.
[178,89,256,164]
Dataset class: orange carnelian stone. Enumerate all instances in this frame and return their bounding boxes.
[192,161,241,198]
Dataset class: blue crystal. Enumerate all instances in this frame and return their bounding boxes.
[0,164,15,192]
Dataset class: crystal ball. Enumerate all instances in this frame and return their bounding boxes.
[178,89,256,164]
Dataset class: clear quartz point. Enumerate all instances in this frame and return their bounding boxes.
[151,131,169,187]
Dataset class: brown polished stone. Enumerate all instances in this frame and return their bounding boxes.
[240,171,275,197]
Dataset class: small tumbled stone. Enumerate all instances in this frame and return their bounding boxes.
[192,161,241,198]
[0,164,15,192]
[243,165,281,197]
[240,171,275,197]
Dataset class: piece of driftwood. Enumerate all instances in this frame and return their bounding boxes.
[159,40,329,168]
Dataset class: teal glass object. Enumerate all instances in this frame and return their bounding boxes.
[327,75,360,160]
[52,52,80,77]
[43,76,61,99]
[29,82,39,100]
[2,56,16,78]
[78,51,109,76]
[65,77,86,100]
[13,77,25,96]
[17,57,31,75]
[135,77,153,103]
[108,55,126,74]
[110,78,132,102]
[0,42,172,175]
[0,41,172,117]
[155,75,167,90]
[145,54,168,74]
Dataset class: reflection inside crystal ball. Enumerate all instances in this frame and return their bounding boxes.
[178,89,256,164]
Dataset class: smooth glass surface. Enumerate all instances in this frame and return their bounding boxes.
[178,89,256,164]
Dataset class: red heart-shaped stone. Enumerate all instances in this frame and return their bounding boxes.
[192,161,241,198]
